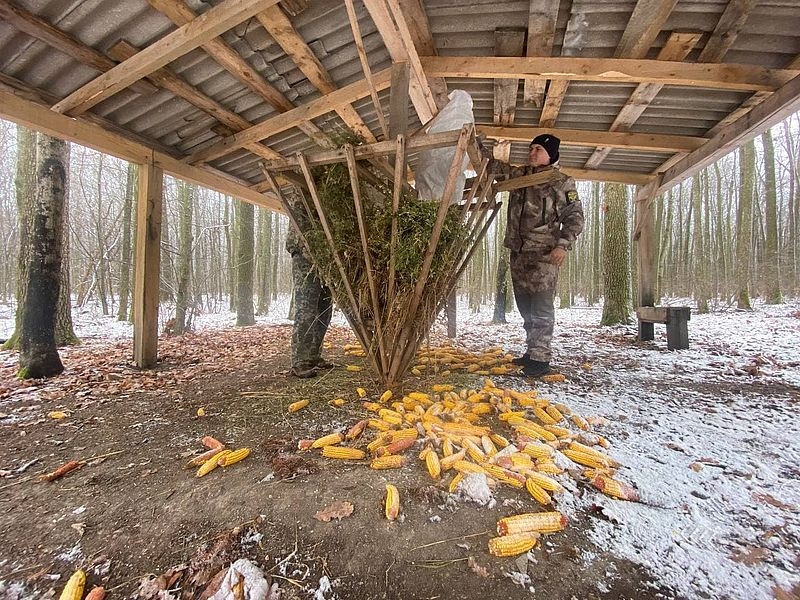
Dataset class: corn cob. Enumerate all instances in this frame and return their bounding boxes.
[520,442,554,459]
[408,392,430,403]
[442,438,454,457]
[378,408,403,425]
[425,451,441,480]
[592,475,640,501]
[525,479,552,505]
[201,436,225,450]
[322,446,366,460]
[568,441,619,465]
[375,437,416,457]
[571,414,591,431]
[597,436,611,449]
[329,398,346,407]
[187,446,225,467]
[545,405,564,423]
[367,418,392,432]
[510,453,534,469]
[345,365,362,372]
[385,484,400,520]
[58,569,86,600]
[418,446,432,460]
[370,455,406,469]
[356,387,367,398]
[432,384,454,393]
[497,511,568,535]
[482,463,525,488]
[561,448,613,469]
[297,439,314,451]
[541,373,566,383]
[448,472,464,493]
[453,460,487,475]
[196,450,231,477]
[480,435,498,457]
[525,471,563,493]
[219,448,250,467]
[544,424,571,438]
[379,390,393,403]
[535,461,564,475]
[533,406,558,425]
[345,419,368,441]
[488,532,539,557]
[410,367,422,376]
[311,433,344,449]
[362,402,382,412]
[288,399,309,413]
[489,433,510,449]
[84,587,106,600]
[462,438,487,463]
[440,449,467,471]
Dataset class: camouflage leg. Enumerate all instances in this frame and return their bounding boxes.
[291,252,329,368]
[510,252,558,362]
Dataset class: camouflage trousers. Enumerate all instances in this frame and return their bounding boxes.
[511,252,558,362]
[291,252,332,368]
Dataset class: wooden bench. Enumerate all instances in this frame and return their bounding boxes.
[636,306,691,350]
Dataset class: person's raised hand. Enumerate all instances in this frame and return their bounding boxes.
[549,247,567,266]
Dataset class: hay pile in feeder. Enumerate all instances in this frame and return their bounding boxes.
[262,124,497,386]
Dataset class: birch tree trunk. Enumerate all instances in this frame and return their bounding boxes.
[600,183,632,325]
[761,129,782,304]
[235,199,255,326]
[736,141,755,309]
[117,163,136,321]
[18,134,67,378]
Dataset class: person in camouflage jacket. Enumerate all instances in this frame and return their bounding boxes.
[484,134,585,377]
[285,187,334,378]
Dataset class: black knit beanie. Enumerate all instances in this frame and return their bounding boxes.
[530,134,560,165]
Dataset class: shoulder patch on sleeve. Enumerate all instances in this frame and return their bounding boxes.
[566,190,579,202]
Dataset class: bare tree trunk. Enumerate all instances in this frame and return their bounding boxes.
[55,145,78,347]
[18,134,67,378]
[761,129,782,304]
[492,199,509,323]
[117,163,136,321]
[692,172,709,312]
[225,197,235,311]
[588,182,601,304]
[174,180,194,333]
[600,183,632,325]
[736,141,755,309]
[256,208,272,315]
[236,199,255,326]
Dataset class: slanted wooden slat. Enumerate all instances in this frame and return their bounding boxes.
[539,80,568,127]
[397,0,448,108]
[524,0,559,107]
[52,0,282,115]
[614,0,678,59]
[698,0,757,63]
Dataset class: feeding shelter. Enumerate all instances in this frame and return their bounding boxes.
[0,0,798,375]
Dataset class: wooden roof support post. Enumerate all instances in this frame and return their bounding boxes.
[634,180,659,311]
[133,158,163,368]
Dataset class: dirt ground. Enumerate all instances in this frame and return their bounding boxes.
[0,324,684,600]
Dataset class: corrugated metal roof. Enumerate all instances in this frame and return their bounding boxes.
[0,0,797,192]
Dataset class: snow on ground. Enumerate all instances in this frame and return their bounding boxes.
[1,297,798,599]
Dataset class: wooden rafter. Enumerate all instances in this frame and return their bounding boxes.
[493,29,525,126]
[255,4,376,142]
[697,0,757,63]
[52,0,282,116]
[584,32,702,169]
[396,0,448,108]
[524,0,559,107]
[658,74,800,192]
[188,67,393,165]
[0,89,281,211]
[362,0,437,123]
[477,126,704,153]
[420,57,797,92]
[0,0,157,96]
[614,0,678,59]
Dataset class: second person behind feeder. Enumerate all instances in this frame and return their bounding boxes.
[482,134,585,378]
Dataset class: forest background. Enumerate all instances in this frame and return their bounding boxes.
[0,111,798,342]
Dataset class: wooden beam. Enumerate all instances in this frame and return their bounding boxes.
[362,0,437,123]
[561,168,654,186]
[0,89,282,211]
[658,73,800,192]
[0,0,157,96]
[397,0,448,108]
[187,67,393,165]
[633,180,659,309]
[51,0,282,115]
[493,29,525,126]
[524,0,560,107]
[133,159,163,368]
[585,32,702,168]
[421,56,797,92]
[698,0,757,63]
[478,125,704,153]
[256,4,375,142]
[539,79,568,127]
[615,0,678,58]
[389,62,410,141]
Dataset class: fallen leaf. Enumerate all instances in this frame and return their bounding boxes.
[690,462,703,472]
[47,411,69,420]
[197,407,206,417]
[772,583,800,600]
[71,522,86,537]
[314,500,354,522]
[731,546,769,566]
[753,492,795,511]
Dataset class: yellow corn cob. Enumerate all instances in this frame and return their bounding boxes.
[411,367,422,376]
[497,511,568,535]
[525,479,552,505]
[425,451,442,480]
[196,450,231,477]
[345,364,362,372]
[544,405,564,423]
[480,435,498,457]
[482,463,525,488]
[388,428,418,441]
[571,414,591,431]
[322,446,366,460]
[311,433,344,449]
[533,406,558,425]
[592,475,640,501]
[453,460,487,475]
[463,438,487,463]
[367,433,391,454]
[408,392,430,403]
[345,419,368,441]
[370,455,406,469]
[597,436,611,449]
[489,433,510,449]
[440,449,467,471]
[561,449,613,469]
[440,369,451,377]
[488,532,539,557]
[515,423,557,442]
[385,484,400,521]
[439,422,491,437]
[379,390,393,403]
[544,424,571,438]
[541,373,566,383]
[378,408,403,424]
[442,438,454,457]
[535,462,564,475]
[59,569,86,600]
[356,387,367,398]
[569,441,619,465]
[448,472,464,493]
[288,399,309,413]
[553,402,572,416]
[432,384,454,393]
[362,401,382,412]
[219,448,250,466]
[367,418,392,432]
[329,398,346,407]
[510,453,535,468]
[505,415,535,427]
[521,442,554,459]
[525,471,563,493]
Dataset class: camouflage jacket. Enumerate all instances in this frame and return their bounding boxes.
[486,157,585,256]
[284,187,312,256]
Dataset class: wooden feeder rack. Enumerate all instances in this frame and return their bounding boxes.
[261,123,500,387]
